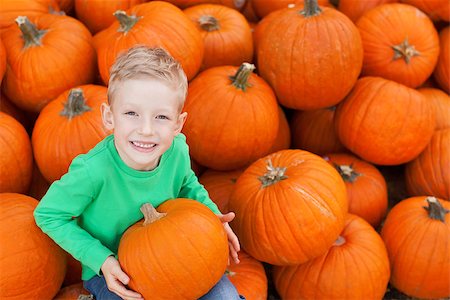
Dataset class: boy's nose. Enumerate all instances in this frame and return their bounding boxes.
[138,119,154,135]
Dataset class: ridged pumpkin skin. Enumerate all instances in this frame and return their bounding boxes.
[381,196,450,299]
[434,26,449,93]
[418,87,450,130]
[274,214,390,300]
[324,153,388,228]
[95,1,203,83]
[118,199,228,300]
[0,112,33,194]
[75,0,145,34]
[0,193,67,300]
[184,4,253,71]
[338,0,398,22]
[401,0,450,21]
[32,85,110,183]
[356,3,439,88]
[229,149,348,265]
[182,64,279,171]
[226,251,268,300]
[405,129,450,200]
[2,14,96,112]
[161,0,246,10]
[335,76,435,165]
[257,1,363,110]
[0,0,58,30]
[290,107,345,156]
[251,0,330,18]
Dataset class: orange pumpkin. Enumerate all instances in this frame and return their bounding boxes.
[0,38,5,82]
[324,153,388,228]
[381,196,450,298]
[274,214,390,299]
[229,149,348,265]
[405,129,450,200]
[268,106,291,153]
[184,4,253,70]
[356,3,440,88]
[75,0,145,34]
[62,253,83,287]
[161,0,246,10]
[0,112,33,193]
[0,94,31,131]
[0,0,59,31]
[226,251,267,300]
[32,85,110,183]
[1,14,96,112]
[182,63,279,170]
[401,0,450,21]
[95,1,204,83]
[338,0,398,22]
[251,0,331,18]
[434,26,450,93]
[257,0,363,110]
[0,193,66,299]
[199,168,244,213]
[241,0,259,23]
[418,87,450,130]
[335,76,435,165]
[118,199,228,299]
[290,107,345,156]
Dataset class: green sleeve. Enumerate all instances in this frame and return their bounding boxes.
[34,157,114,275]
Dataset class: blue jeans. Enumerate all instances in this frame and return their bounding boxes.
[84,274,244,300]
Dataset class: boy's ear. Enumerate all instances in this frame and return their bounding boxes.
[175,112,188,134]
[101,103,114,130]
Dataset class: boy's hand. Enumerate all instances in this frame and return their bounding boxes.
[217,212,241,265]
[101,256,144,300]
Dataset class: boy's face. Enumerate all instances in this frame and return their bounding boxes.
[101,78,187,171]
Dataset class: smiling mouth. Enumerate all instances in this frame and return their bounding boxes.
[131,141,156,149]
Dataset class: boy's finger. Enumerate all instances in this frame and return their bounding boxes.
[113,282,143,300]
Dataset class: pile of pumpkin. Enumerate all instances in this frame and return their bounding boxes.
[0,0,449,299]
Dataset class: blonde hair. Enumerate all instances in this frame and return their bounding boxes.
[108,45,188,108]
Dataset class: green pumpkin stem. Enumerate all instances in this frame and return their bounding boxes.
[141,203,167,226]
[229,63,255,92]
[15,16,47,48]
[258,159,288,187]
[423,197,449,223]
[60,88,92,119]
[198,15,220,32]
[225,269,236,277]
[300,0,322,17]
[392,37,420,64]
[333,163,361,183]
[114,10,142,33]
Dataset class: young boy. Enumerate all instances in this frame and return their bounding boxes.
[34,45,242,300]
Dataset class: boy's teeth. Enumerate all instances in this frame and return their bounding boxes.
[133,141,155,148]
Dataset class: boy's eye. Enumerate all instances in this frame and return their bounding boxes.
[156,115,169,120]
[125,111,137,116]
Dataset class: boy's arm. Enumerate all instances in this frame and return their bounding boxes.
[34,158,114,276]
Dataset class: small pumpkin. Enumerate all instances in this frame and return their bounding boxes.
[381,196,450,299]
[274,214,390,300]
[118,199,228,299]
[433,26,450,93]
[0,193,67,300]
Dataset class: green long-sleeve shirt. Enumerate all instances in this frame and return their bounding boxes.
[34,133,220,280]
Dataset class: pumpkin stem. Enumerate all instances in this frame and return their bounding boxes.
[15,16,47,48]
[300,0,322,17]
[333,235,346,246]
[423,197,449,223]
[258,159,288,187]
[77,295,94,300]
[333,163,361,183]
[225,269,237,277]
[113,10,142,33]
[60,88,92,119]
[392,37,420,64]
[198,15,220,32]
[140,203,167,226]
[229,63,255,92]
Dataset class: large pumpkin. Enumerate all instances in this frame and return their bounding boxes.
[256,0,363,110]
[229,149,348,265]
[381,196,450,298]
[434,26,449,93]
[418,87,450,130]
[184,4,253,71]
[274,214,390,299]
[405,129,450,200]
[356,3,440,88]
[95,1,204,83]
[334,76,435,165]
[324,153,388,228]
[337,0,398,22]
[0,193,67,300]
[1,14,96,112]
[32,85,110,183]
[182,63,279,170]
[118,199,228,299]
[0,112,33,194]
